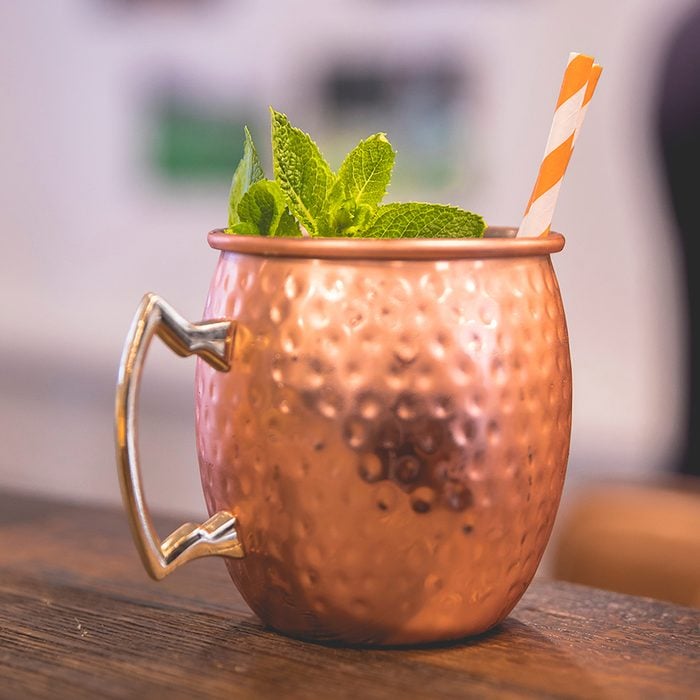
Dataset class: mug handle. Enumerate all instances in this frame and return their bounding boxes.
[115,292,245,580]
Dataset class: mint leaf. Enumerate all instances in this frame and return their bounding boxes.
[363,203,486,239]
[227,126,264,228]
[271,108,335,236]
[328,133,395,235]
[232,180,301,237]
[276,208,303,237]
[331,133,395,209]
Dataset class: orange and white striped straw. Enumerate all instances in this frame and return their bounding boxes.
[517,53,602,238]
[574,63,602,146]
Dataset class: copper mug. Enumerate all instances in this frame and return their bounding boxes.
[115,227,571,645]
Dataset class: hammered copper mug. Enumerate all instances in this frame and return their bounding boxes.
[115,227,572,645]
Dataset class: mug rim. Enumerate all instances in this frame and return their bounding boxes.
[207,227,565,261]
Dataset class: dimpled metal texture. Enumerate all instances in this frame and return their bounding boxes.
[195,229,572,645]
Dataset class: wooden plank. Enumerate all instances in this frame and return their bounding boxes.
[0,491,698,699]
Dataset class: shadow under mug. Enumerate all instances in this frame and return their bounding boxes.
[115,227,572,645]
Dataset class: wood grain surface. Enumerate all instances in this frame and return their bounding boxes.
[0,491,698,699]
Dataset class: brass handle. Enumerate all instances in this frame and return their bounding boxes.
[115,293,245,580]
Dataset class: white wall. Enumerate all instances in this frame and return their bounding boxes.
[0,0,692,521]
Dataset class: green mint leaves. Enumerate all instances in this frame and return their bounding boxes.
[225,109,486,239]
[226,124,300,237]
[328,133,395,236]
[232,180,301,237]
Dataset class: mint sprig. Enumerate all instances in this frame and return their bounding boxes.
[223,109,487,239]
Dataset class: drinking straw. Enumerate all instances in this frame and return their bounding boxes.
[574,63,603,146]
[517,54,602,238]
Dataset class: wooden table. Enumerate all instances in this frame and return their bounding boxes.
[0,491,698,699]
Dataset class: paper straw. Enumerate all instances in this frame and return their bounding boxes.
[574,63,602,146]
[517,54,601,238]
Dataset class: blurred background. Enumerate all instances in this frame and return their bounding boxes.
[1,1,698,603]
